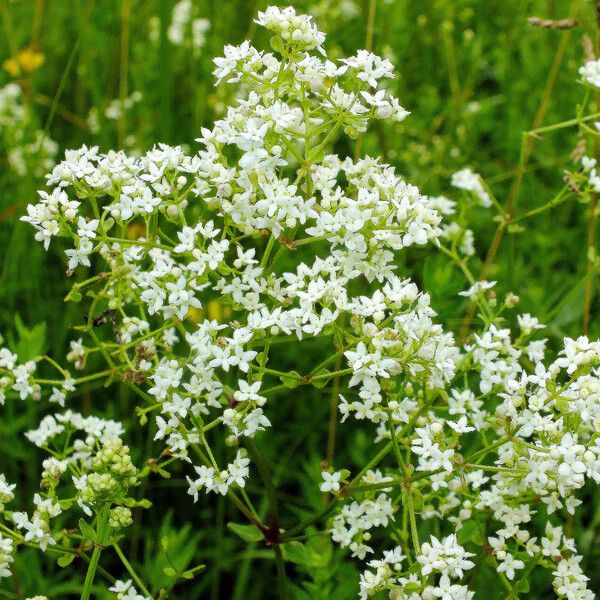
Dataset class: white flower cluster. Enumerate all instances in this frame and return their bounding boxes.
[105,91,143,121]
[21,5,445,506]
[581,154,600,192]
[451,167,492,208]
[109,579,151,600]
[0,410,144,582]
[331,493,395,560]
[359,536,475,600]
[0,534,13,579]
[0,340,40,404]
[579,58,600,88]
[167,0,210,52]
[356,328,599,596]
[331,471,394,559]
[0,475,15,579]
[11,6,600,597]
[0,476,59,559]
[186,449,250,499]
[0,83,57,176]
[255,6,325,52]
[25,410,124,449]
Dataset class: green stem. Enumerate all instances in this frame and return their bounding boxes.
[80,544,102,600]
[365,0,377,51]
[113,542,152,598]
[513,184,571,222]
[387,412,408,478]
[310,367,353,381]
[406,489,420,558]
[274,545,288,600]
[100,236,172,251]
[247,440,279,525]
[260,234,277,269]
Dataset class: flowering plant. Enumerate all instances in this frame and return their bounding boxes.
[1,5,599,599]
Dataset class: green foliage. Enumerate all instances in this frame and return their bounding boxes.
[11,313,47,361]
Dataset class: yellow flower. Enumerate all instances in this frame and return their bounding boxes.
[3,47,45,77]
[3,57,20,77]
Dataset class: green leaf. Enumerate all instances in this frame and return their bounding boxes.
[12,313,47,361]
[57,553,76,568]
[282,541,309,565]
[282,540,329,569]
[226,522,263,543]
[270,36,285,54]
[79,518,97,543]
[279,371,301,389]
[163,566,177,577]
[457,519,482,545]
[423,255,462,299]
[311,369,331,388]
[66,288,82,303]
[514,575,530,593]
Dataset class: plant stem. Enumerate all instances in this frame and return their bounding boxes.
[274,545,288,600]
[387,413,408,478]
[43,33,82,136]
[325,354,342,471]
[365,0,377,52]
[405,489,420,558]
[113,542,152,598]
[459,0,582,340]
[260,234,277,269]
[118,0,131,147]
[80,544,102,600]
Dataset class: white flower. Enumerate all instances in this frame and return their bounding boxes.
[65,238,93,270]
[255,6,325,52]
[451,168,492,207]
[233,380,265,405]
[0,535,14,579]
[580,59,600,87]
[459,280,496,301]
[447,416,475,434]
[417,534,475,579]
[496,553,524,580]
[12,512,55,551]
[76,216,99,239]
[517,313,545,335]
[320,470,342,493]
[109,579,150,600]
[342,50,394,87]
